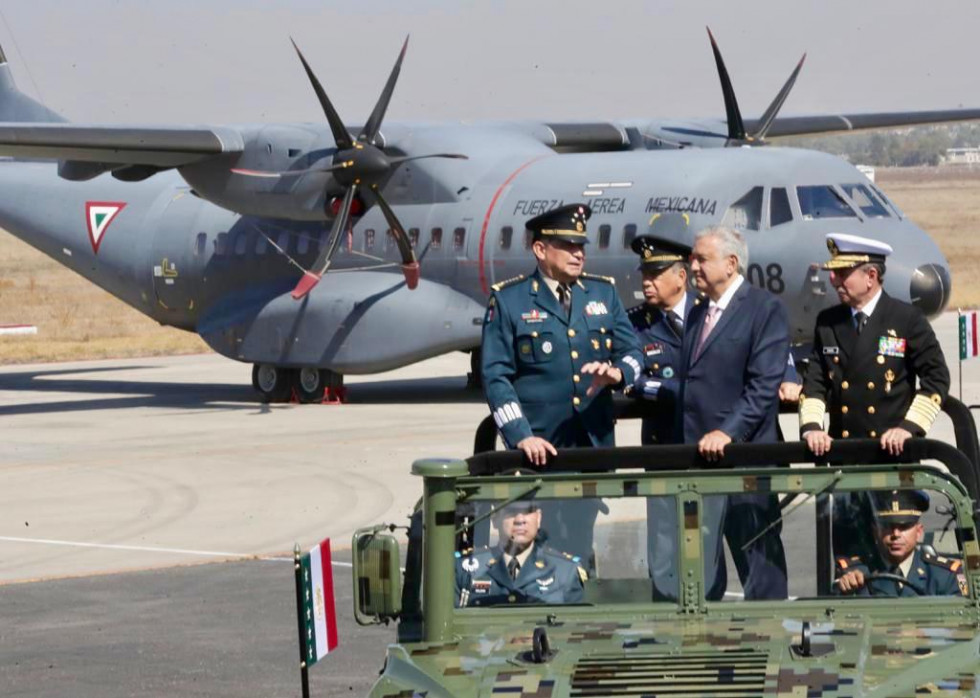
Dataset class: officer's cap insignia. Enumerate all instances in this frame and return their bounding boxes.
[526,203,592,244]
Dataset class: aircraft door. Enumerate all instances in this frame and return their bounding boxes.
[150,189,207,325]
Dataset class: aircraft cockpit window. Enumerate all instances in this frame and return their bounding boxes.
[598,224,611,249]
[277,231,291,255]
[841,183,890,218]
[769,187,793,227]
[870,183,905,219]
[622,223,637,249]
[797,185,858,219]
[409,228,420,248]
[721,186,763,231]
[430,227,442,249]
[454,227,466,250]
[215,232,229,256]
[499,226,513,250]
[195,232,206,257]
[365,228,376,250]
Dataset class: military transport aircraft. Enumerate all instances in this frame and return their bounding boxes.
[0,30,972,401]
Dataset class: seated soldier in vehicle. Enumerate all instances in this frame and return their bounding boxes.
[455,500,587,607]
[835,490,965,597]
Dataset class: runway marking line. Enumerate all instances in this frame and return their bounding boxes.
[0,535,354,567]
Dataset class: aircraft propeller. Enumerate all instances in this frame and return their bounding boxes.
[238,37,468,300]
[707,27,806,145]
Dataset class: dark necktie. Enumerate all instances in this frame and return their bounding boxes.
[854,311,868,335]
[557,283,571,318]
[507,557,521,580]
[668,310,684,338]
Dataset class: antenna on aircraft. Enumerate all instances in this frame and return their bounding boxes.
[236,36,468,300]
[706,27,806,145]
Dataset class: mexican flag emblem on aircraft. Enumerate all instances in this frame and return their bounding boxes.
[85,201,126,254]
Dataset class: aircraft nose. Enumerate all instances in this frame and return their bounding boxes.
[910,263,951,318]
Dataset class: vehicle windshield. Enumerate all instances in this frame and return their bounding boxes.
[797,185,858,219]
[453,470,969,607]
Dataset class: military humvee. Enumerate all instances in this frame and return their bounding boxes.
[352,400,980,697]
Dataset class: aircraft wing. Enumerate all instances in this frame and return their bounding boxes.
[0,123,243,166]
[746,108,980,138]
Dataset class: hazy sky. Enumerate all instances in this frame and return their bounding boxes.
[0,0,977,125]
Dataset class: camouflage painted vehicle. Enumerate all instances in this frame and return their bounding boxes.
[352,400,980,697]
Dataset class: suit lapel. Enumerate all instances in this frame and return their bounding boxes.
[857,292,892,357]
[531,270,568,326]
[683,298,708,369]
[832,309,857,360]
[692,281,749,365]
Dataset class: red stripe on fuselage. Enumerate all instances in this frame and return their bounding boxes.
[477,156,550,294]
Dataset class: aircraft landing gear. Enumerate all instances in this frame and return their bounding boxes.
[252,364,293,403]
[251,364,347,403]
[294,367,346,404]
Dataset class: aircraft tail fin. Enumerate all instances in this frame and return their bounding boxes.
[0,43,65,123]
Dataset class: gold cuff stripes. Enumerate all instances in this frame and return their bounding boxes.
[904,393,943,433]
[799,397,826,429]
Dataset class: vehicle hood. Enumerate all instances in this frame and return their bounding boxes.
[372,613,980,697]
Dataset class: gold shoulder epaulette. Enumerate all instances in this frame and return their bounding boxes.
[581,272,616,285]
[491,274,526,292]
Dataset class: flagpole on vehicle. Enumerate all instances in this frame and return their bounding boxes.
[294,543,311,698]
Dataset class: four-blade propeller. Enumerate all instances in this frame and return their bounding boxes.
[239,37,467,300]
[707,27,806,145]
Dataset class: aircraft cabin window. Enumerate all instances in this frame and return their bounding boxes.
[769,187,793,227]
[499,226,513,250]
[598,224,611,249]
[386,229,396,251]
[215,232,229,256]
[234,233,248,255]
[365,228,376,250]
[622,223,637,249]
[430,228,442,249]
[277,231,291,254]
[797,185,858,220]
[841,183,890,218]
[524,229,534,250]
[409,228,420,248]
[297,235,310,255]
[722,186,763,231]
[255,234,268,255]
[195,232,206,257]
[454,227,466,250]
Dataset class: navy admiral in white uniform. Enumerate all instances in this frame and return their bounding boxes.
[480,203,642,563]
[455,500,587,607]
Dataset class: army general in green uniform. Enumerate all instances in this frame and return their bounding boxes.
[834,490,965,597]
[455,501,587,607]
[480,204,642,563]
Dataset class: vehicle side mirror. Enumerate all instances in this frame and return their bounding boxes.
[352,527,402,625]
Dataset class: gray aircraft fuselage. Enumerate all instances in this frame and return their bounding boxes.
[0,127,949,375]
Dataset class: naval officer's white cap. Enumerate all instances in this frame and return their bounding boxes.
[822,233,893,270]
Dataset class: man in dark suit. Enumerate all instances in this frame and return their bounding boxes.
[800,233,950,561]
[481,203,642,562]
[834,490,965,597]
[680,226,790,600]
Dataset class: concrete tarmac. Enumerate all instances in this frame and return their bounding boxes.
[1,311,978,697]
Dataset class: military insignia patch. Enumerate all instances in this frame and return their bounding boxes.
[662,367,674,378]
[822,346,840,355]
[585,301,609,316]
[878,336,907,357]
[535,560,545,569]
[591,338,600,351]
[521,310,548,323]
[521,343,532,355]
[645,342,664,356]
[536,576,555,588]
[462,557,480,573]
[542,341,553,354]
[472,580,491,594]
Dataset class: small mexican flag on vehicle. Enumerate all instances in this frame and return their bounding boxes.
[296,539,339,669]
[960,310,979,361]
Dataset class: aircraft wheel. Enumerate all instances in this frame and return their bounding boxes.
[295,367,327,404]
[252,364,292,403]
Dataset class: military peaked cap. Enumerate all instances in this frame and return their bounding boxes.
[872,489,930,526]
[631,234,692,272]
[526,204,591,244]
[823,232,893,270]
